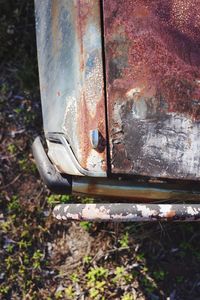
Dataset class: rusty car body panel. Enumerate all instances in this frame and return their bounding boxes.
[35,0,107,175]
[103,0,200,179]
[33,0,200,221]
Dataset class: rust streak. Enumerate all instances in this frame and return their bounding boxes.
[51,0,62,56]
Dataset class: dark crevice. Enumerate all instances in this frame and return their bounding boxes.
[99,0,112,177]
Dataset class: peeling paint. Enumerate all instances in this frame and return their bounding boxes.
[53,203,200,222]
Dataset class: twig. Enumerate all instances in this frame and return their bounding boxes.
[0,173,21,190]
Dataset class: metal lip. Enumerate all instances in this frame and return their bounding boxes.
[72,177,200,201]
[46,133,107,177]
[32,136,72,194]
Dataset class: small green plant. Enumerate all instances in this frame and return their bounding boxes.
[119,232,129,248]
[5,256,15,270]
[6,243,14,253]
[55,290,63,299]
[0,284,9,297]
[18,158,28,171]
[80,221,92,231]
[122,293,135,300]
[18,239,32,250]
[46,194,71,205]
[83,255,92,264]
[153,270,165,281]
[70,273,79,283]
[135,252,145,263]
[81,197,94,204]
[7,143,17,154]
[8,195,21,212]
[65,285,75,299]
[89,283,106,299]
[32,249,43,269]
[0,219,12,232]
[113,266,133,284]
[14,107,23,114]
[86,266,109,299]
[86,266,109,283]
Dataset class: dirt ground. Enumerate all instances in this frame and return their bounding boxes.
[1,1,200,300]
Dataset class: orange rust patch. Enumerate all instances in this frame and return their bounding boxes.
[166,210,176,219]
[74,1,107,172]
[78,94,107,171]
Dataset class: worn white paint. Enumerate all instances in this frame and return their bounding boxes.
[141,113,200,178]
[159,205,172,216]
[136,204,157,217]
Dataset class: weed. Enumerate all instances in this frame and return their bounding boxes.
[135,252,145,263]
[113,266,133,284]
[70,273,79,283]
[86,266,109,283]
[0,219,12,232]
[86,266,109,299]
[46,194,71,206]
[0,284,10,297]
[122,293,135,300]
[153,270,166,281]
[32,249,43,269]
[5,256,14,270]
[83,255,92,264]
[65,285,75,299]
[81,197,94,204]
[119,232,129,248]
[18,239,32,250]
[80,221,92,231]
[7,143,17,154]
[55,290,63,299]
[6,243,14,253]
[8,195,21,212]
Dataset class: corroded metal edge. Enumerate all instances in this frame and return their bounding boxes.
[46,133,107,177]
[53,203,200,222]
[35,0,107,174]
[72,177,200,201]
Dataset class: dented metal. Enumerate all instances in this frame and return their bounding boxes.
[53,203,200,222]
[35,0,107,176]
[103,0,200,179]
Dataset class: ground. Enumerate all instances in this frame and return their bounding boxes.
[1,1,200,300]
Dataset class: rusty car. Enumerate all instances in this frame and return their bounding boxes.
[32,0,200,221]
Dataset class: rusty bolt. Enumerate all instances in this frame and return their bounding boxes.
[90,129,106,152]
[90,129,100,149]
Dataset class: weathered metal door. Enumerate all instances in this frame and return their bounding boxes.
[103,0,200,180]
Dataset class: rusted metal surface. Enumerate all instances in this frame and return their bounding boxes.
[35,0,107,175]
[103,0,200,179]
[53,203,200,222]
[72,177,200,201]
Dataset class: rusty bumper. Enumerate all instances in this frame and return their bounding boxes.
[53,203,200,222]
